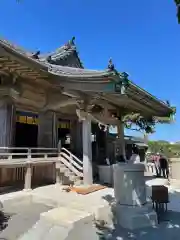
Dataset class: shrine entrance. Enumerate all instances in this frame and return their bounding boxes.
[15,111,38,147]
[58,119,71,149]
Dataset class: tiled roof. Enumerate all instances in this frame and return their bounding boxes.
[39,37,83,68]
[0,38,174,117]
[0,37,83,68]
[46,63,116,79]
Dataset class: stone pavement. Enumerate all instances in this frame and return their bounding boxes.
[0,179,180,239]
[97,211,180,240]
[0,198,52,240]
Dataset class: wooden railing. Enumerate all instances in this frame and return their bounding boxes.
[0,147,59,165]
[0,147,84,188]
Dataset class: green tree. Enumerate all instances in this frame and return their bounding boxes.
[148,140,180,158]
[175,0,180,23]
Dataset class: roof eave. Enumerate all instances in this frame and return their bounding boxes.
[128,81,173,116]
[0,40,48,72]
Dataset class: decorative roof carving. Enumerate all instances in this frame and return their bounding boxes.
[108,58,115,71]
[32,51,40,60]
[64,36,76,50]
[120,72,129,79]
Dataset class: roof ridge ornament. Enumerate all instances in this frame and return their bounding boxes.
[69,36,75,46]
[31,51,40,60]
[108,58,115,71]
[120,72,129,80]
[64,36,76,50]
[166,100,170,106]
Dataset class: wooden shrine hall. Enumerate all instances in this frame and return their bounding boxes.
[0,37,174,188]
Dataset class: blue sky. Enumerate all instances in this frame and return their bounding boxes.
[0,0,179,141]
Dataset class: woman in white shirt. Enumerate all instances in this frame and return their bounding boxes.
[129,146,140,164]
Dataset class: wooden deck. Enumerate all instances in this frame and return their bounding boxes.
[0,147,59,189]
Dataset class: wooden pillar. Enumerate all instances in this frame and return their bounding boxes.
[55,162,62,184]
[24,164,32,190]
[70,119,82,156]
[82,118,93,185]
[52,112,58,148]
[0,98,15,147]
[38,111,58,148]
[0,99,16,185]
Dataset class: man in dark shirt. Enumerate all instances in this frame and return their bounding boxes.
[159,155,169,179]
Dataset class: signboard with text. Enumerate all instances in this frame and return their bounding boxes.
[16,111,70,129]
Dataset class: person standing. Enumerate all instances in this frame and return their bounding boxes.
[129,146,140,164]
[153,153,160,177]
[159,154,169,179]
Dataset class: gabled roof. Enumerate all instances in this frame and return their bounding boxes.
[0,37,83,68]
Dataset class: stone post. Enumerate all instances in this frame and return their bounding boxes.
[82,118,93,185]
[113,163,157,229]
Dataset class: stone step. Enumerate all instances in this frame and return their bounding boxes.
[69,175,81,182]
[59,165,69,173]
[18,206,99,240]
[74,179,84,185]
[64,170,75,178]
[0,201,52,240]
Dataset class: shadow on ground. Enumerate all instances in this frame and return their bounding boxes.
[0,210,11,234]
[96,189,180,240]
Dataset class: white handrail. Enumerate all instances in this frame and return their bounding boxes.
[61,147,83,165]
[60,155,83,177]
[0,147,58,150]
[60,152,83,171]
[60,148,83,178]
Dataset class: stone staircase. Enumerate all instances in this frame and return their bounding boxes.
[57,148,83,186]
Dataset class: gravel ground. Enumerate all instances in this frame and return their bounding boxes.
[0,200,52,240]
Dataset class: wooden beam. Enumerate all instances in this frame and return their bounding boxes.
[0,70,10,76]
[127,88,164,115]
[102,94,156,116]
[127,85,170,116]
